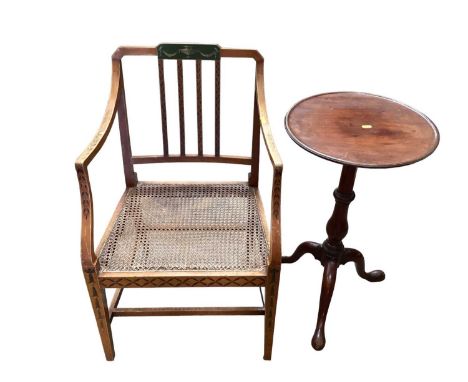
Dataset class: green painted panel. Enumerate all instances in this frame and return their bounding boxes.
[157,44,220,60]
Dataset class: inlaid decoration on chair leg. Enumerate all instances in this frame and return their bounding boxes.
[264,268,280,360]
[83,271,115,361]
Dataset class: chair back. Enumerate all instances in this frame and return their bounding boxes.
[113,44,263,186]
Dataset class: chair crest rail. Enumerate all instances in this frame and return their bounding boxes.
[158,43,221,60]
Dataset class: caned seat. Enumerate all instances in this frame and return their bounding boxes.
[76,44,282,361]
[99,183,269,273]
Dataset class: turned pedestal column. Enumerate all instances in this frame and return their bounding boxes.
[283,165,385,349]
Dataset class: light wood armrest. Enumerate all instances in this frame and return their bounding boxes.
[76,59,121,167]
[75,59,122,271]
[255,58,283,171]
[255,58,283,269]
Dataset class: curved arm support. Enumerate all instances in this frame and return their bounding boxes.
[76,165,96,271]
[255,58,283,269]
[75,59,122,271]
[269,168,282,269]
[255,58,282,171]
[76,59,122,167]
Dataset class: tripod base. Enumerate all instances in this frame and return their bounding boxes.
[282,241,385,350]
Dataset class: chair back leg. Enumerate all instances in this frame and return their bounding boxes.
[83,271,115,361]
[263,267,280,360]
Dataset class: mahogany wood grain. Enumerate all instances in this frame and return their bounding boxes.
[341,248,385,282]
[282,241,322,264]
[283,92,438,350]
[312,260,338,350]
[283,165,385,351]
[286,92,439,168]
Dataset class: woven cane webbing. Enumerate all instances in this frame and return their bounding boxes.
[98,183,269,272]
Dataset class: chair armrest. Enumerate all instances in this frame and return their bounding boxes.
[255,58,283,269]
[76,59,122,167]
[75,59,122,271]
[255,58,283,172]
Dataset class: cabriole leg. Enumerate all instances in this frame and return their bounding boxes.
[311,260,338,350]
[341,248,385,282]
[282,241,322,264]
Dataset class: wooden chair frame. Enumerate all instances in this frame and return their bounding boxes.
[75,45,283,360]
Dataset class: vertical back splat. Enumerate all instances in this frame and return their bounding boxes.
[156,44,221,157]
[215,60,221,156]
[157,59,169,156]
[177,59,186,156]
[196,59,203,155]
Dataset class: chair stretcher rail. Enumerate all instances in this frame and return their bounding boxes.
[110,306,265,317]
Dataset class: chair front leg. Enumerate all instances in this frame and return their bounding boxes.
[83,271,115,361]
[263,267,280,360]
[264,163,282,360]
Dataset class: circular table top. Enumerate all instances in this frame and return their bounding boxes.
[285,92,439,168]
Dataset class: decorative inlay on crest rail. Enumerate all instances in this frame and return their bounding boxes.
[158,44,221,60]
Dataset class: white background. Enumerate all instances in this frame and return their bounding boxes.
[1,0,466,380]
